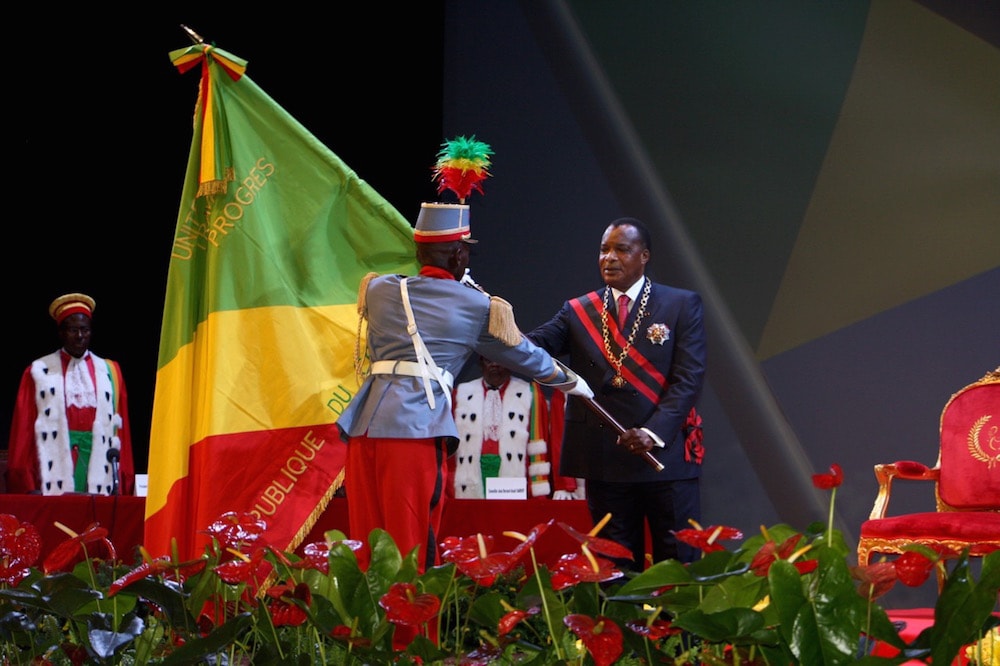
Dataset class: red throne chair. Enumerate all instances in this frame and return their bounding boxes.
[857,368,1000,589]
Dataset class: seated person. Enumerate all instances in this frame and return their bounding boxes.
[450,356,583,499]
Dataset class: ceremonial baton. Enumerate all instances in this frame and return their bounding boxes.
[550,358,665,473]
[580,397,665,472]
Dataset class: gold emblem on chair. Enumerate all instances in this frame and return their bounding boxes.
[968,415,999,468]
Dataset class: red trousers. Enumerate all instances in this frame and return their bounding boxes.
[345,434,448,573]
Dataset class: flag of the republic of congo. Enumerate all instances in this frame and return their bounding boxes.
[143,42,418,561]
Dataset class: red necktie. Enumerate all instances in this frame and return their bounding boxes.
[617,294,630,330]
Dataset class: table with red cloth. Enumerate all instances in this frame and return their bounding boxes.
[0,495,597,567]
[0,494,147,563]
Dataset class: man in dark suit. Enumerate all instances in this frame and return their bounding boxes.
[528,217,706,568]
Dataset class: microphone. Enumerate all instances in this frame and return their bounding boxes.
[106,448,121,495]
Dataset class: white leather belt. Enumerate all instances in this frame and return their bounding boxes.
[392,277,454,410]
[370,360,455,393]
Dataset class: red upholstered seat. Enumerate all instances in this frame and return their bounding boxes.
[860,513,1000,553]
[857,369,1000,590]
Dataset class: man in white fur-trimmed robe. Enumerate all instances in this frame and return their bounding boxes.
[451,356,581,499]
[5,293,135,496]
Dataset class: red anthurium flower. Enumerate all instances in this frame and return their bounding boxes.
[378,582,441,627]
[213,546,269,586]
[108,555,206,596]
[626,617,682,641]
[0,560,31,587]
[201,511,268,551]
[650,585,676,597]
[750,541,779,577]
[503,520,553,560]
[440,533,521,586]
[894,550,941,587]
[499,609,529,636]
[498,605,540,636]
[441,533,495,562]
[330,625,372,648]
[60,642,90,665]
[0,514,42,586]
[750,533,805,576]
[673,520,743,554]
[794,559,819,575]
[811,463,844,490]
[558,516,633,560]
[550,553,624,591]
[459,645,503,665]
[267,580,312,626]
[851,560,897,600]
[294,538,367,574]
[564,614,624,666]
[455,552,516,587]
[197,598,243,634]
[42,522,116,574]
[775,533,804,558]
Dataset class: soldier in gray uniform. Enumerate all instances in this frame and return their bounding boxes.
[336,202,592,572]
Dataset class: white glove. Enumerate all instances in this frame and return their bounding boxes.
[552,490,575,500]
[572,479,586,499]
[564,376,594,400]
[460,268,484,292]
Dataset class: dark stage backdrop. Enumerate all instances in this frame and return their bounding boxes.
[439,0,999,610]
[7,6,446,477]
[7,2,999,610]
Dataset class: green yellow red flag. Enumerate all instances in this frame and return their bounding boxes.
[143,41,418,560]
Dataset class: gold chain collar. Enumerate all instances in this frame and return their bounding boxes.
[601,278,650,388]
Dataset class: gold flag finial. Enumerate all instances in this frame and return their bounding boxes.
[181,24,205,45]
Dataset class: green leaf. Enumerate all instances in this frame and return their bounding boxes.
[310,593,341,634]
[768,559,807,646]
[672,606,766,643]
[124,578,194,628]
[770,548,873,665]
[88,612,145,658]
[467,590,505,629]
[416,561,456,598]
[568,581,603,617]
[615,557,692,596]
[686,549,750,581]
[924,550,1000,666]
[328,542,382,639]
[160,612,254,665]
[36,572,103,617]
[406,633,449,663]
[519,565,568,647]
[698,570,768,613]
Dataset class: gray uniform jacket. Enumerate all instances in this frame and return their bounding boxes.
[336,273,559,452]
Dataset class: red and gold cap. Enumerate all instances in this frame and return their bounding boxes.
[48,293,95,324]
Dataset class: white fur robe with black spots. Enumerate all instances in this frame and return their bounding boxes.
[453,376,551,499]
[31,350,121,495]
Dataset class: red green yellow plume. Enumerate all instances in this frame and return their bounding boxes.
[432,135,493,203]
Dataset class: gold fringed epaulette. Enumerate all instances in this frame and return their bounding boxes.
[488,296,523,346]
[354,272,379,385]
[357,272,379,317]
